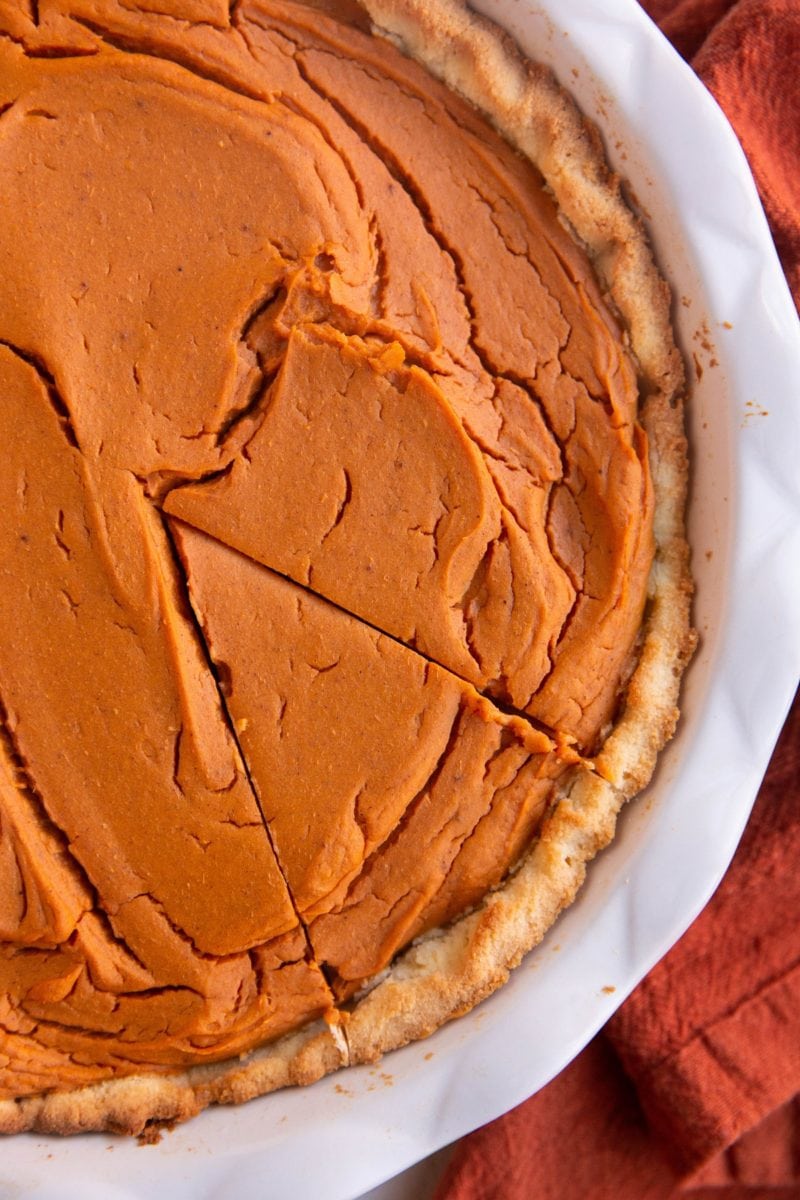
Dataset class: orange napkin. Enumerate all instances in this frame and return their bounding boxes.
[435,3,800,1195]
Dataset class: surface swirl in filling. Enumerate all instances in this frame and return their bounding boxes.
[0,0,652,1096]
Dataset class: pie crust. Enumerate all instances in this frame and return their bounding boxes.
[0,0,695,1136]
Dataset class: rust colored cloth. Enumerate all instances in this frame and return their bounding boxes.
[646,0,800,299]
[435,3,800,1195]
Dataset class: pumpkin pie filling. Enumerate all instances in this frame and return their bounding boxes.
[0,345,332,1094]
[0,0,682,1120]
[169,519,571,1000]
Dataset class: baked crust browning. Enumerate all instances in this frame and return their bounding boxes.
[0,0,694,1135]
[0,1020,346,1136]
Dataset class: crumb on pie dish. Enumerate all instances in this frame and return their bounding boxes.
[0,0,695,1137]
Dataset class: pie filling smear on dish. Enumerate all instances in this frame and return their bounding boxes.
[0,0,693,1132]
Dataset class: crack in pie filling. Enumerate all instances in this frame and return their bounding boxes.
[0,0,695,1135]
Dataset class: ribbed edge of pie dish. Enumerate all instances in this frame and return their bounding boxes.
[0,0,696,1136]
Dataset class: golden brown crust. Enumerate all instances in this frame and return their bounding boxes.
[344,766,623,1062]
[0,0,695,1135]
[0,1020,346,1137]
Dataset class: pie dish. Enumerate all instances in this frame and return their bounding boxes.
[0,0,695,1137]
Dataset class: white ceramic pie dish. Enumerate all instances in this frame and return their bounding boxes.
[3,1,800,1197]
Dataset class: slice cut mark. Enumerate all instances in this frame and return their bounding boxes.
[169,519,575,997]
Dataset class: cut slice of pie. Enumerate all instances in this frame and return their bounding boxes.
[169,520,576,993]
[0,0,694,1136]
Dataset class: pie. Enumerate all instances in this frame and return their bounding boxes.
[0,0,695,1136]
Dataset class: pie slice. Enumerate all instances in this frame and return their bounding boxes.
[169,520,575,997]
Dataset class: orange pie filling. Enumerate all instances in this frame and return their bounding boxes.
[0,0,653,1099]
